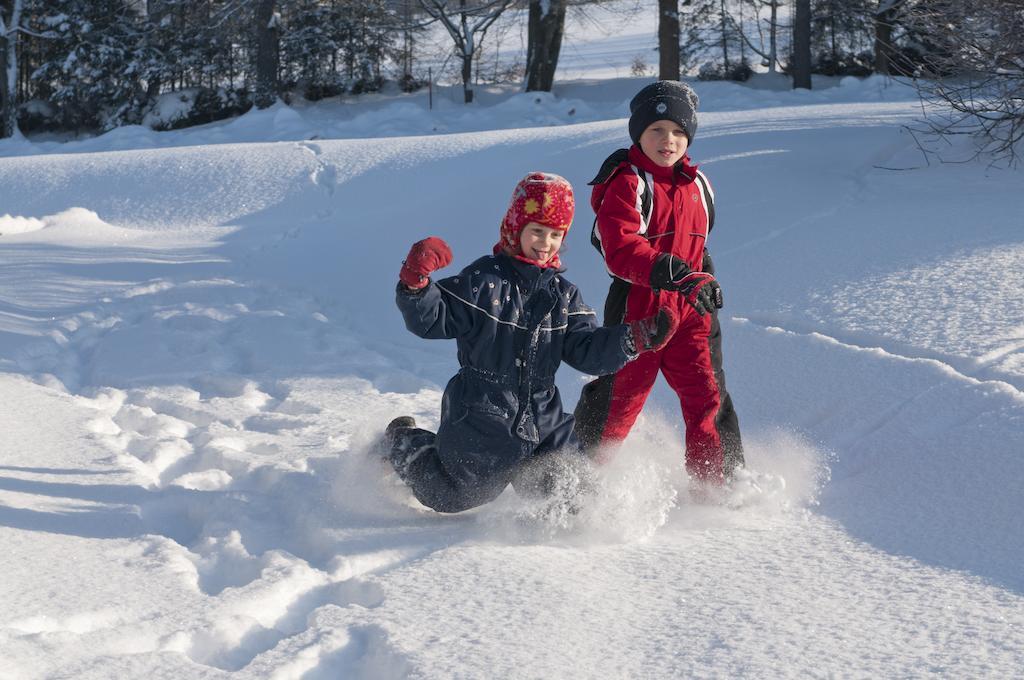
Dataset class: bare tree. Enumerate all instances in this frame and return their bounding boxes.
[791,0,811,88]
[905,0,1024,164]
[729,0,784,74]
[0,0,24,138]
[525,0,567,92]
[419,0,514,103]
[658,0,680,80]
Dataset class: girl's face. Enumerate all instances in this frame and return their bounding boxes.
[519,222,565,264]
[639,120,689,167]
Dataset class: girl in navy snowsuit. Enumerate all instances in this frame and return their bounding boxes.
[385,172,678,513]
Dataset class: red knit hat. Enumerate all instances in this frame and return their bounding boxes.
[495,172,575,267]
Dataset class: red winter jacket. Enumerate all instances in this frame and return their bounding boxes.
[591,145,715,289]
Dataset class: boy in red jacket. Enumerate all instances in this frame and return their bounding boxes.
[573,80,745,484]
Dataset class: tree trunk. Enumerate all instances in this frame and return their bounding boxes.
[737,0,745,64]
[0,0,21,139]
[253,0,280,109]
[767,0,779,73]
[461,51,473,103]
[144,0,162,101]
[525,0,567,92]
[873,5,897,75]
[720,0,729,69]
[658,0,680,81]
[460,2,473,103]
[792,0,811,89]
[830,14,837,65]
[0,28,9,139]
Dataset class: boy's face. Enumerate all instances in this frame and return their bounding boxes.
[638,120,689,168]
[519,222,565,264]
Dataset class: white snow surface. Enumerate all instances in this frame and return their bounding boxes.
[2,11,1023,679]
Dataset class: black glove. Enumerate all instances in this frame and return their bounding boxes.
[673,272,724,316]
[702,249,715,275]
[649,254,691,291]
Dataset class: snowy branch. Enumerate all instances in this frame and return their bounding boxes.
[419,0,516,51]
[10,25,54,39]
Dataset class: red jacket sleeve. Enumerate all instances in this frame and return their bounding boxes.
[594,171,661,286]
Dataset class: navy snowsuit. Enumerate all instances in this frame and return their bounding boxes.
[392,252,633,512]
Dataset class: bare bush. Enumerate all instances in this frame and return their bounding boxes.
[905,0,1024,165]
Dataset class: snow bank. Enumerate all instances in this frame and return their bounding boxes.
[0,214,46,235]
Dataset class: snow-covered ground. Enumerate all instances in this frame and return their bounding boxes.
[2,7,1024,678]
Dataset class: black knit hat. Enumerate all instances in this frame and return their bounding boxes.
[628,80,699,146]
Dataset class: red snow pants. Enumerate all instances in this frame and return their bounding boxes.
[573,281,744,481]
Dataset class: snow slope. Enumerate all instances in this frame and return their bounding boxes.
[2,62,1023,680]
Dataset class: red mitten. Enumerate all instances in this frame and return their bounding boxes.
[400,237,452,289]
[627,306,680,354]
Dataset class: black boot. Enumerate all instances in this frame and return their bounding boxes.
[372,417,417,464]
[379,416,416,459]
[385,416,416,441]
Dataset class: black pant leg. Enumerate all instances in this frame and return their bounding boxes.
[708,311,745,477]
[389,427,508,513]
